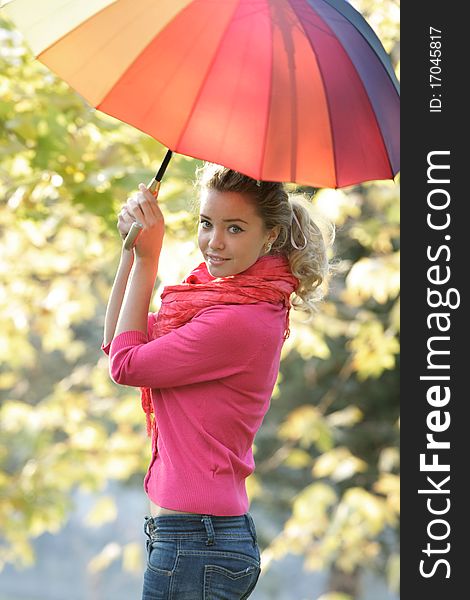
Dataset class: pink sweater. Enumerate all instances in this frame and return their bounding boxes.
[104,302,287,515]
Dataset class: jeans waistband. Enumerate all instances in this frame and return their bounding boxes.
[144,513,258,547]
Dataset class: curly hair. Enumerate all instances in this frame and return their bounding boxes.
[194,163,334,318]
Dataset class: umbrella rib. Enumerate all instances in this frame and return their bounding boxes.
[313,1,398,178]
[174,0,242,153]
[95,2,204,134]
[33,0,120,60]
[314,0,399,178]
[288,0,338,187]
[320,0,400,95]
[259,0,274,181]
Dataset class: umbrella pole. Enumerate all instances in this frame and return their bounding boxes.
[123,149,173,250]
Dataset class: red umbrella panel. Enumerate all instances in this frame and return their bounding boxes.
[2,0,400,188]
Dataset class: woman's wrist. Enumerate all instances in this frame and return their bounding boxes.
[120,244,135,264]
[133,251,161,271]
[134,244,162,266]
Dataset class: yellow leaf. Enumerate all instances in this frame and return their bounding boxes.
[0,332,36,368]
[374,474,400,514]
[279,406,333,451]
[344,253,400,305]
[326,406,363,428]
[387,552,400,593]
[69,424,107,450]
[313,188,361,226]
[348,321,399,379]
[122,542,143,574]
[88,543,121,574]
[313,448,367,481]
[283,323,331,360]
[284,448,314,469]
[340,488,393,534]
[291,482,337,527]
[246,474,263,500]
[0,400,34,433]
[84,496,118,528]
[378,447,400,472]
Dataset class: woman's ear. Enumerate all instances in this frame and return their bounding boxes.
[269,225,281,245]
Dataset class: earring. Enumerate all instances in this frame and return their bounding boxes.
[265,242,272,253]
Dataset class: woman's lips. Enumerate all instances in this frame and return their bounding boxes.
[207,254,229,264]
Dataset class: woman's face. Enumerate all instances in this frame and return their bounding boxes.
[198,190,274,277]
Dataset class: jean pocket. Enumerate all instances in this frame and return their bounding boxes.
[204,558,261,600]
[147,539,178,576]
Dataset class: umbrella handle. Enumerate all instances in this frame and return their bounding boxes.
[123,180,161,251]
[123,149,172,251]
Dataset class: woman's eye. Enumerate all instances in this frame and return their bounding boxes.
[199,220,211,228]
[229,225,243,233]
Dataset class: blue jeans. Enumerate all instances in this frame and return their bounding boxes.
[142,513,261,600]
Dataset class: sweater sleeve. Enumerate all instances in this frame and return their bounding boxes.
[101,313,157,356]
[108,304,270,389]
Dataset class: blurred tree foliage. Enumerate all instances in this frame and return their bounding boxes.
[0,2,399,597]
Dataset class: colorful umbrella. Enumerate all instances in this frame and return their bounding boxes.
[2,0,399,190]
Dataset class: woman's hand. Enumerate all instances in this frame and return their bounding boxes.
[123,183,165,260]
[117,205,136,241]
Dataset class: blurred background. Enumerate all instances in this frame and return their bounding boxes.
[0,1,399,599]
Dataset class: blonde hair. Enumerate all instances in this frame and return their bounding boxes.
[194,163,334,318]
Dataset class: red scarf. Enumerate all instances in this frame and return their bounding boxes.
[141,254,299,436]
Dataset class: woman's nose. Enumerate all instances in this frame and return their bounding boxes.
[209,230,225,249]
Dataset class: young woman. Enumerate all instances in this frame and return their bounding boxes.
[102,164,331,600]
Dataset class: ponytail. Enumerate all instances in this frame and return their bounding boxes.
[287,196,334,316]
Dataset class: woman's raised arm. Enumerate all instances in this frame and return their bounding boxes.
[103,183,164,346]
[103,247,135,347]
[114,184,164,338]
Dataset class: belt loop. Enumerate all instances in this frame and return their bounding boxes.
[245,513,257,547]
[201,515,215,546]
[144,515,156,540]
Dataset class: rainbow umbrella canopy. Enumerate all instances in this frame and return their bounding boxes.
[2,0,399,188]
